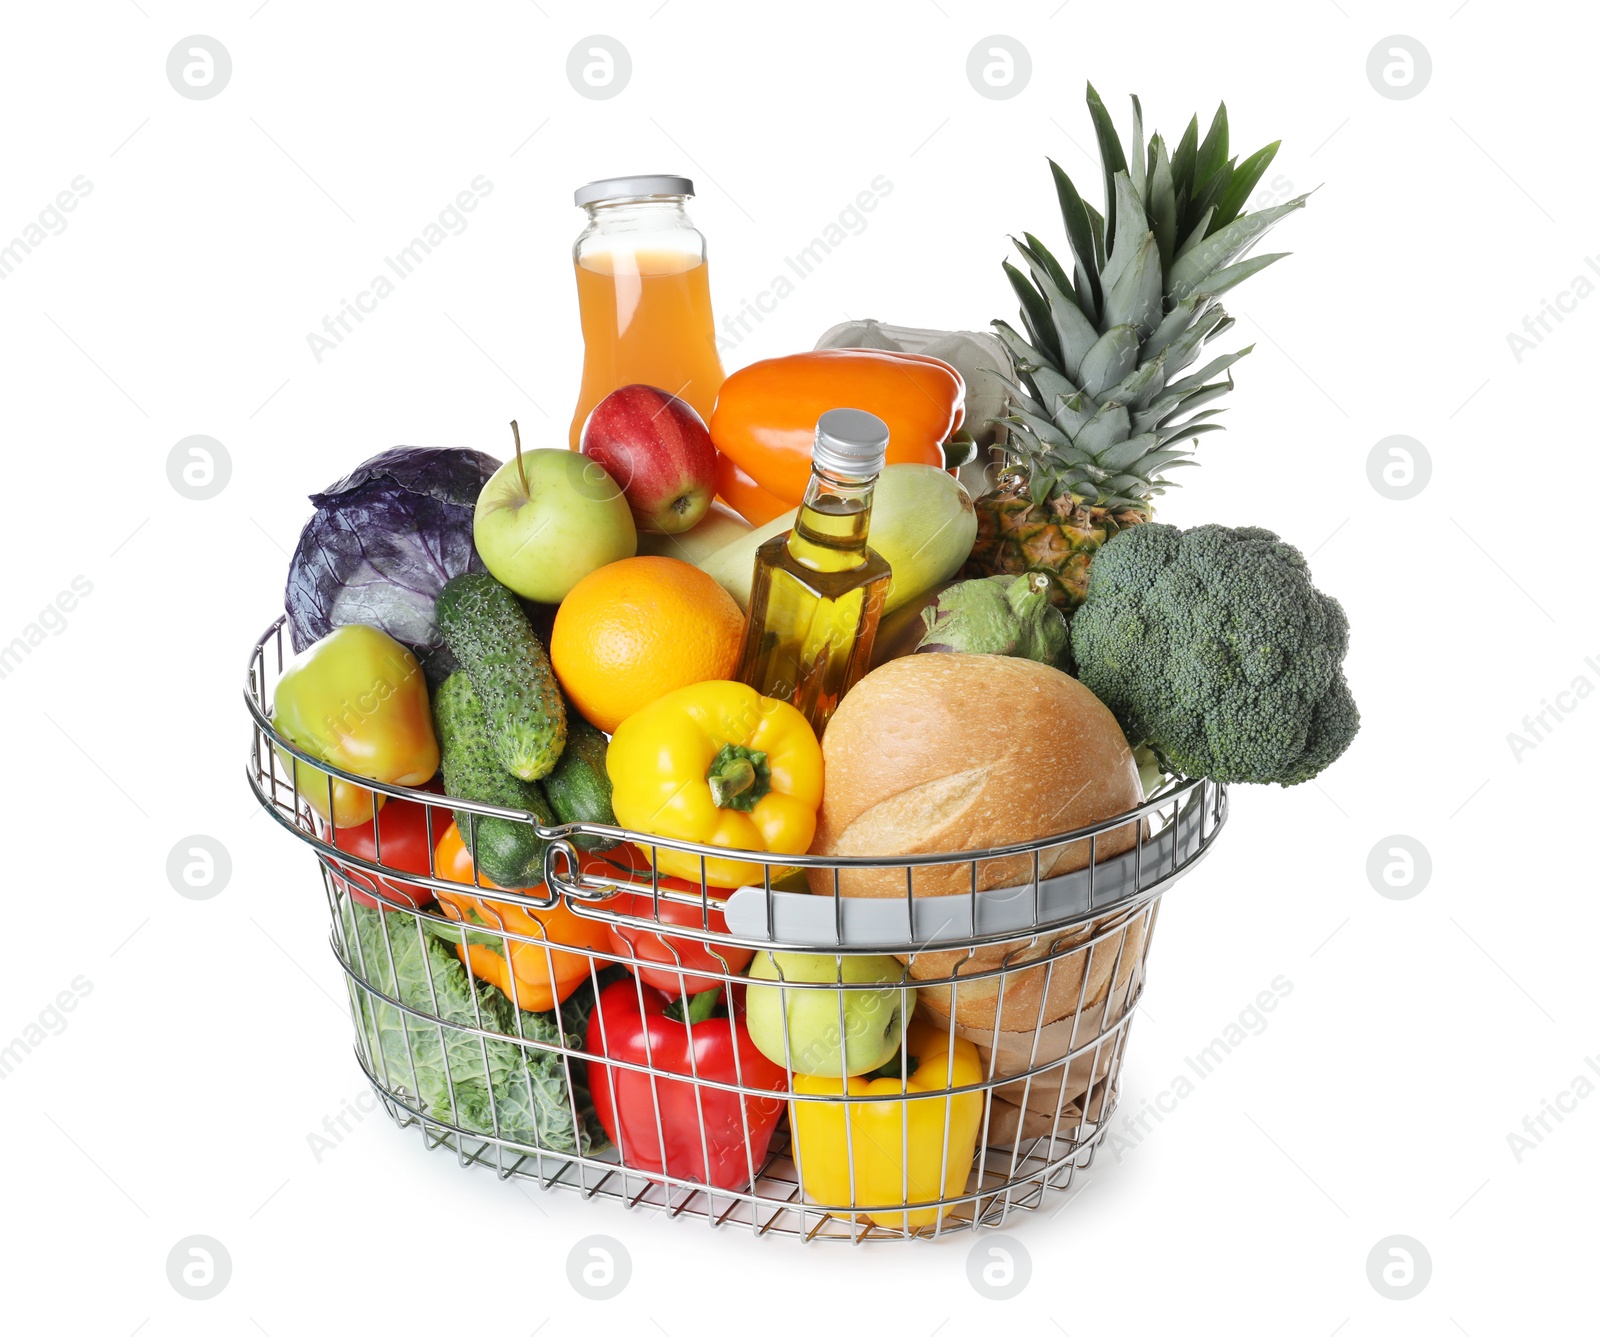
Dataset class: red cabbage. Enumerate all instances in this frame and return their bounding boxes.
[285,446,500,681]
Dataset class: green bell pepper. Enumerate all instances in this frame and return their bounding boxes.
[272,624,439,827]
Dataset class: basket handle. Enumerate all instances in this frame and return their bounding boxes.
[721,787,1210,948]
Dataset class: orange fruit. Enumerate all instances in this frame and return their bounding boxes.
[550,556,746,732]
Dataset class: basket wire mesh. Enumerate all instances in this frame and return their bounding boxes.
[245,616,1226,1241]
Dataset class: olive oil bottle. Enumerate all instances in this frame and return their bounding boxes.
[736,408,892,736]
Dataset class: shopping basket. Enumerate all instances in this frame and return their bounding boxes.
[244,616,1227,1241]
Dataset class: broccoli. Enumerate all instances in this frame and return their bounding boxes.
[1069,523,1359,786]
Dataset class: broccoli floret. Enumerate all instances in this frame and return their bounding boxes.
[1069,523,1359,786]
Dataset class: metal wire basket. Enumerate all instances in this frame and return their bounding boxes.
[244,616,1227,1241]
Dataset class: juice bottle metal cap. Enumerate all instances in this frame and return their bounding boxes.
[812,408,889,481]
[574,175,695,207]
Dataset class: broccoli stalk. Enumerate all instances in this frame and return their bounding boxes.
[1069,523,1359,786]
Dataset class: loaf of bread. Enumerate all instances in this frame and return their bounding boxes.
[807,653,1145,1029]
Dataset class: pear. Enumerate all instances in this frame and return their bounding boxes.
[697,463,975,614]
[744,951,909,1077]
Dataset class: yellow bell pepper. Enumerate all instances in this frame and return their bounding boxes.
[790,1020,984,1230]
[607,680,822,889]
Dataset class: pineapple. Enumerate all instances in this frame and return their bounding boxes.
[967,83,1309,609]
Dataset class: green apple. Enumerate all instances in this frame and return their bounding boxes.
[473,446,636,603]
[745,951,910,1076]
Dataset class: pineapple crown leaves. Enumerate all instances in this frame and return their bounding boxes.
[992,82,1310,512]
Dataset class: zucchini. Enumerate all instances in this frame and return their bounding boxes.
[432,671,552,886]
[697,508,796,611]
[541,710,618,852]
[436,572,567,781]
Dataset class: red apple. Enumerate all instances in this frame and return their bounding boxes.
[579,384,717,534]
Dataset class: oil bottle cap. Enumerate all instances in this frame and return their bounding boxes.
[812,408,890,481]
[574,175,695,207]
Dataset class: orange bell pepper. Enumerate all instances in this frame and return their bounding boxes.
[714,451,792,526]
[709,349,964,505]
[432,821,615,1012]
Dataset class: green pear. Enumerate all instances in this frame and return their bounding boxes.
[696,463,974,614]
[744,951,910,1076]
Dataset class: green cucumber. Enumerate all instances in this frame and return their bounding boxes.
[432,671,551,887]
[541,710,618,852]
[436,572,567,781]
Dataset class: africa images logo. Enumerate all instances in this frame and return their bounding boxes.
[0,577,94,681]
[306,177,495,362]
[0,178,93,281]
[1505,255,1600,363]
[1,977,93,1079]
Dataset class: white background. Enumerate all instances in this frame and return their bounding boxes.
[1,1,1595,1332]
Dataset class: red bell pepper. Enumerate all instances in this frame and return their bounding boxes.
[584,978,787,1192]
[327,794,442,911]
[606,882,755,998]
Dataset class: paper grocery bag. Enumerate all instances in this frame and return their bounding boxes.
[918,939,1143,1150]
[980,1070,1119,1149]
[911,901,1152,1033]
[940,995,1117,1110]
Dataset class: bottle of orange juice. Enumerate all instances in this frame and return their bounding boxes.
[569,176,726,447]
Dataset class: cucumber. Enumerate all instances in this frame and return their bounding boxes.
[541,710,618,852]
[432,671,552,887]
[436,572,567,781]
